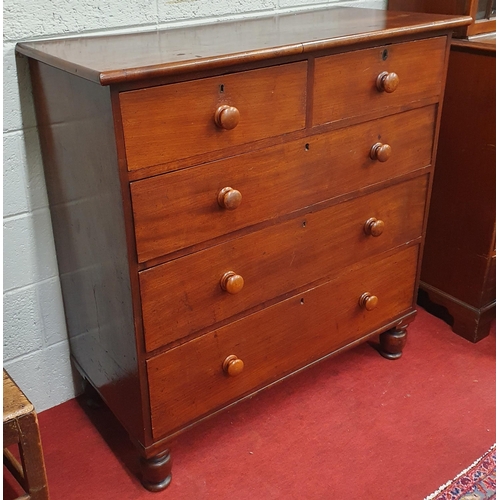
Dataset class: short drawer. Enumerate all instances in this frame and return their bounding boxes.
[313,37,447,126]
[131,106,435,262]
[120,62,307,171]
[147,244,419,439]
[140,175,428,351]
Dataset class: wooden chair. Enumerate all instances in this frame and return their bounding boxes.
[3,370,50,499]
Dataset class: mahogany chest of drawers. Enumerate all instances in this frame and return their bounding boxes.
[16,8,470,491]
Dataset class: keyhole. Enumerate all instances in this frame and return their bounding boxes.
[302,221,307,228]
[382,49,389,61]
[304,143,310,151]
[220,84,225,93]
[300,298,305,305]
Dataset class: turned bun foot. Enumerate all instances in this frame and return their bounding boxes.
[139,450,172,492]
[379,326,408,360]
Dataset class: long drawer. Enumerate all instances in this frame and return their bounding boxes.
[313,37,447,126]
[147,244,419,439]
[140,175,428,352]
[120,62,307,171]
[131,106,435,263]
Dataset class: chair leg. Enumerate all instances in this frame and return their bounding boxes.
[4,447,28,491]
[17,412,50,500]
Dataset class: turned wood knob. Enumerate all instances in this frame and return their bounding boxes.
[376,71,399,93]
[223,355,244,376]
[370,142,392,162]
[218,187,242,210]
[359,292,378,311]
[220,271,244,294]
[364,217,385,237]
[214,105,240,130]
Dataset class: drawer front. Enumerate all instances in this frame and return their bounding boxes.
[140,175,428,351]
[132,106,435,262]
[147,244,419,439]
[313,37,446,126]
[120,62,307,171]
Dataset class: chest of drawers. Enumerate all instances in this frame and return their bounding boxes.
[16,8,470,491]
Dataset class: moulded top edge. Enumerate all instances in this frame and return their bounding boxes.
[15,7,472,86]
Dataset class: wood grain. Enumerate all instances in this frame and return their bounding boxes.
[419,41,496,342]
[140,175,428,352]
[420,46,495,308]
[3,371,50,500]
[28,60,146,443]
[452,33,496,52]
[147,244,419,439]
[120,62,307,170]
[131,105,436,263]
[16,9,471,85]
[17,9,460,489]
[387,0,492,37]
[313,37,447,126]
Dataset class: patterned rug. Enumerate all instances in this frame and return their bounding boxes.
[424,445,496,500]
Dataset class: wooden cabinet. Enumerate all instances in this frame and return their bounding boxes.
[389,1,496,342]
[418,36,496,342]
[388,0,495,36]
[16,8,469,491]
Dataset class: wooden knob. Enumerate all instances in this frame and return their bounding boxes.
[376,71,399,93]
[364,217,385,237]
[218,187,242,210]
[220,271,244,294]
[214,105,240,130]
[223,355,244,376]
[370,142,392,162]
[359,292,378,311]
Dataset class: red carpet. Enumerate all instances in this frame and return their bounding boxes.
[4,307,496,499]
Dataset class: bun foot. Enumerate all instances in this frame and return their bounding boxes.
[379,326,407,360]
[139,450,172,492]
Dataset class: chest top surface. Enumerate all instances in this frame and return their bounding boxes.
[16,7,470,85]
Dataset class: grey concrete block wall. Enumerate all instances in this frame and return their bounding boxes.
[3,0,387,412]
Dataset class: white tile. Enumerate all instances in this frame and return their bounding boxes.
[158,0,276,23]
[22,128,49,211]
[3,286,45,360]
[278,0,386,9]
[3,43,38,133]
[4,341,78,412]
[37,277,68,347]
[278,0,341,8]
[338,0,387,8]
[3,129,47,217]
[3,210,59,292]
[3,132,29,216]
[3,0,157,41]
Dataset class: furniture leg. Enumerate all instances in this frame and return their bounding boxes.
[3,370,50,500]
[379,324,408,360]
[17,412,50,499]
[139,449,172,492]
[418,287,494,343]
